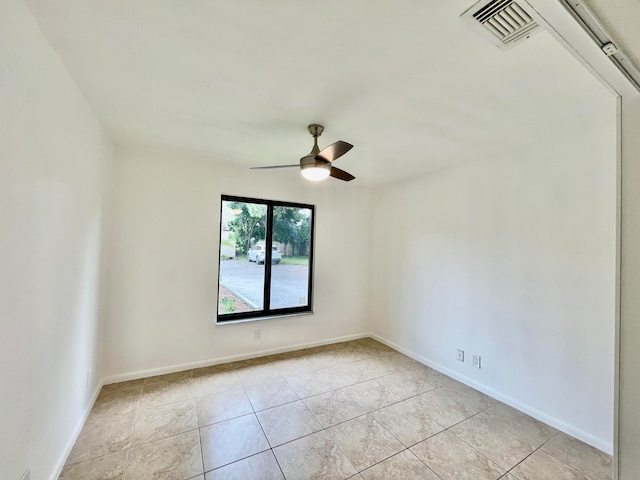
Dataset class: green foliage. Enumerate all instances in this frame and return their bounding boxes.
[221,239,235,247]
[226,201,267,254]
[272,206,298,245]
[273,206,311,256]
[220,297,236,313]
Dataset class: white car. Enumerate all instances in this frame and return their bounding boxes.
[248,245,281,265]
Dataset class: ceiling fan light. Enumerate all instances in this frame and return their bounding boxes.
[301,163,331,181]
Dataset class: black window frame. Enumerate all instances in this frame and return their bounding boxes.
[217,194,315,323]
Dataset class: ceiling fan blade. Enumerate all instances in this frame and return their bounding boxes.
[330,166,355,182]
[250,164,299,170]
[316,141,353,162]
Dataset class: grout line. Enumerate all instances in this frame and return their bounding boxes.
[428,402,540,475]
[196,425,205,478]
[503,435,558,477]
[321,421,362,475]
[512,431,599,480]
[127,426,201,449]
[200,447,272,475]
[271,446,287,479]
[357,448,411,474]
[239,379,283,475]
[538,434,603,480]
[199,448,282,477]
[121,388,143,480]
[239,379,259,414]
[194,396,206,477]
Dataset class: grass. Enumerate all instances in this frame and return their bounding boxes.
[280,256,309,266]
[220,254,247,262]
[219,254,307,266]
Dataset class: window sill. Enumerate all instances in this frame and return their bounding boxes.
[216,311,313,326]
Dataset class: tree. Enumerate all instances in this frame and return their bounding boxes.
[226,202,266,254]
[273,206,311,256]
[296,214,311,256]
[273,206,300,249]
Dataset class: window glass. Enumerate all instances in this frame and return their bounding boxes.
[270,206,312,309]
[218,200,267,315]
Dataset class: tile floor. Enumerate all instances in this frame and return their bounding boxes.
[59,338,613,480]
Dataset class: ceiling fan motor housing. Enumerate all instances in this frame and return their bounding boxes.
[300,153,331,181]
[300,154,331,170]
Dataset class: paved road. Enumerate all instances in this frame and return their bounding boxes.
[220,260,310,310]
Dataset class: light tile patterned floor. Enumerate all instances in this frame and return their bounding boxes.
[59,338,613,480]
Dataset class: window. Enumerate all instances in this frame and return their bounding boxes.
[217,195,315,322]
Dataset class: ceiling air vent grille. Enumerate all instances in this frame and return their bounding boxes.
[461,0,542,50]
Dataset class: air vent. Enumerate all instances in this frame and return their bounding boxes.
[461,0,542,50]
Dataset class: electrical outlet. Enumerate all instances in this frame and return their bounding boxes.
[457,349,464,362]
[254,329,261,341]
[473,355,481,369]
[21,468,30,480]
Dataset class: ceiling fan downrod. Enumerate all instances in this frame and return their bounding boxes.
[308,124,324,155]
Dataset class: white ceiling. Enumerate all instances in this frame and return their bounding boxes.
[583,0,640,81]
[25,0,613,185]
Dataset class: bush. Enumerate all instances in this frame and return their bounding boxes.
[220,297,236,313]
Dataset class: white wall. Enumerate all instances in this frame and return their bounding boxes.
[103,144,372,379]
[618,94,640,479]
[0,1,112,478]
[370,114,617,451]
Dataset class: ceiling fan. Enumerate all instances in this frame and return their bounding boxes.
[250,124,355,182]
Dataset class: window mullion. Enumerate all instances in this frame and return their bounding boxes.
[263,203,274,312]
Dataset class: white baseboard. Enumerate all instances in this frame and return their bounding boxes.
[369,333,613,455]
[102,332,369,385]
[49,379,105,480]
